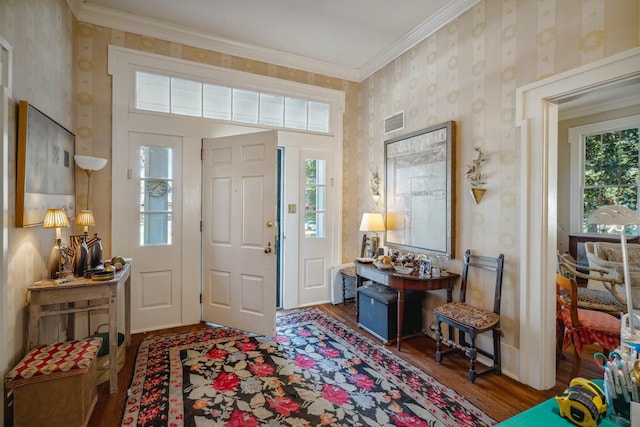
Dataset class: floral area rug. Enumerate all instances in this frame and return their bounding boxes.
[121,308,495,426]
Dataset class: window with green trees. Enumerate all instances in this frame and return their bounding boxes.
[582,127,639,234]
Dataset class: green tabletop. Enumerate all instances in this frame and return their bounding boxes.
[497,381,623,426]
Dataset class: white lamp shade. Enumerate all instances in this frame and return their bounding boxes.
[587,205,640,226]
[359,212,385,232]
[74,155,107,171]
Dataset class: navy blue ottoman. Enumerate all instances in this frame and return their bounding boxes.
[357,283,423,344]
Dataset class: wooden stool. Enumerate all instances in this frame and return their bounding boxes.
[339,265,356,303]
[5,337,102,427]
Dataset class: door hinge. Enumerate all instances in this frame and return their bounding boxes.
[127,168,132,180]
[199,293,202,304]
[200,221,203,232]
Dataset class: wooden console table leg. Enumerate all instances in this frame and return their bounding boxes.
[108,287,118,394]
[28,303,41,351]
[397,289,405,351]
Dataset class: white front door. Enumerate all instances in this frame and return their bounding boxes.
[128,132,183,332]
[201,131,277,336]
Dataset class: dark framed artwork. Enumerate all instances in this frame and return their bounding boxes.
[16,100,75,227]
[384,121,456,256]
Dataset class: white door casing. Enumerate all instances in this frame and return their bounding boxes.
[515,47,640,389]
[128,132,183,332]
[202,131,277,336]
[0,35,12,426]
[109,46,344,331]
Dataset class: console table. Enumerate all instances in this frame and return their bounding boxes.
[27,262,131,394]
[355,261,458,350]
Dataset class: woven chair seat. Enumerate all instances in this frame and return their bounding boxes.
[575,288,625,313]
[434,301,500,330]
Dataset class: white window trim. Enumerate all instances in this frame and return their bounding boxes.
[568,114,640,234]
[109,46,344,136]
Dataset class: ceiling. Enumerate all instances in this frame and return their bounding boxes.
[69,0,480,81]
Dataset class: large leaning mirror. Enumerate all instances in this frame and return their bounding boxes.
[384,121,455,256]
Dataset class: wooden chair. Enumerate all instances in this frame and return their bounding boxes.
[434,250,504,383]
[557,252,625,315]
[555,273,621,379]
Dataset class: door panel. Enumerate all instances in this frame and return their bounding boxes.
[202,131,277,336]
[128,133,183,331]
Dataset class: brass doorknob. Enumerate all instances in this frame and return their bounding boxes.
[264,242,272,253]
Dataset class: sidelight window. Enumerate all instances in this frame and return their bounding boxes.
[139,146,173,246]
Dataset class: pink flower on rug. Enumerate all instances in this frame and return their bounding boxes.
[297,328,312,337]
[274,335,289,343]
[267,396,301,416]
[213,372,239,393]
[317,346,340,358]
[347,373,375,391]
[426,388,447,407]
[322,384,350,405]
[236,340,257,352]
[227,409,259,427]
[407,374,423,390]
[391,412,430,427]
[387,361,402,377]
[452,408,477,426]
[250,362,275,377]
[205,347,228,360]
[295,354,316,369]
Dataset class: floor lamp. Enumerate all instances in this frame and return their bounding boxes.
[588,205,640,337]
[74,155,108,211]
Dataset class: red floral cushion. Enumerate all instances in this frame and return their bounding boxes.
[558,307,620,356]
[4,337,102,388]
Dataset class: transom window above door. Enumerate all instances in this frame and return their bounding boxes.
[135,71,330,133]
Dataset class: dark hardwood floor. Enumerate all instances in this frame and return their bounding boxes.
[88,302,601,426]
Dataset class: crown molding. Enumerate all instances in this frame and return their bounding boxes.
[72,1,478,83]
[359,0,481,80]
[76,4,361,82]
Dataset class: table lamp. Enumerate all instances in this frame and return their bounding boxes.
[76,210,95,234]
[74,155,107,210]
[588,205,640,336]
[43,208,70,279]
[360,212,385,258]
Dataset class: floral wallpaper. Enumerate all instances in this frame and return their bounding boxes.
[0,0,638,381]
[359,0,638,360]
[0,0,76,369]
